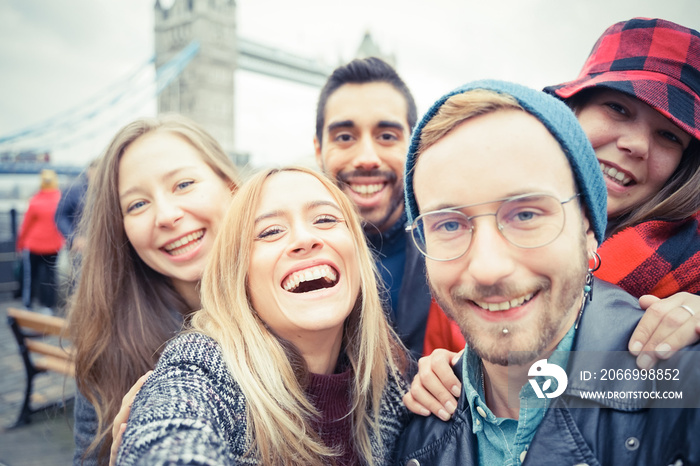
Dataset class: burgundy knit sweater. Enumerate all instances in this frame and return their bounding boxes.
[306,368,357,466]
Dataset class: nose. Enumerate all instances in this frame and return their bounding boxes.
[287,222,323,256]
[461,218,516,286]
[352,137,382,170]
[154,198,184,229]
[617,123,650,160]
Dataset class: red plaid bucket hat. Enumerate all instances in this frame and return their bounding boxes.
[544,18,700,141]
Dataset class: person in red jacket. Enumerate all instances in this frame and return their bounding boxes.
[17,169,65,314]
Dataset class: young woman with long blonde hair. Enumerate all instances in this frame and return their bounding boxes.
[116,167,411,465]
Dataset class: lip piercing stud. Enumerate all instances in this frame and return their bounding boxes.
[502,328,509,334]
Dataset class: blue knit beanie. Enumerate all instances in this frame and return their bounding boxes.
[404,79,608,245]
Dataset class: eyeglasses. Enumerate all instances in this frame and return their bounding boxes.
[407,193,580,261]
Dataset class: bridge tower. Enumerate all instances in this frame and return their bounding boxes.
[154,0,238,159]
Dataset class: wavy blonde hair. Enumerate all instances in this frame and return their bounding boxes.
[68,114,240,463]
[192,166,408,465]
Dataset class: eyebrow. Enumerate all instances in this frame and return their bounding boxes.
[326,120,355,133]
[326,120,405,133]
[254,200,342,225]
[420,190,553,213]
[119,165,198,200]
[377,120,406,132]
[119,166,195,201]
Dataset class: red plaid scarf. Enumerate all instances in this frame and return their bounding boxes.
[595,212,700,298]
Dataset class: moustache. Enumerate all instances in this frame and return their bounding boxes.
[451,280,547,303]
[337,169,398,185]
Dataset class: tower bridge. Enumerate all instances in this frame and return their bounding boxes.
[0,0,392,174]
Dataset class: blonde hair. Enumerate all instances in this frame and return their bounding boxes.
[416,89,524,157]
[68,114,240,463]
[192,166,407,465]
[40,169,58,190]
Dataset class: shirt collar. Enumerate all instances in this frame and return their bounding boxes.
[461,322,576,433]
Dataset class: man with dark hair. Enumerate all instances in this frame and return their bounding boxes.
[395,80,698,465]
[314,57,430,359]
[315,57,417,147]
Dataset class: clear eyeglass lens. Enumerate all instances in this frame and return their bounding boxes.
[412,194,568,261]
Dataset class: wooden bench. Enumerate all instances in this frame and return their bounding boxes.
[6,307,75,426]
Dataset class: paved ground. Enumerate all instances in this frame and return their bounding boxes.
[0,298,75,466]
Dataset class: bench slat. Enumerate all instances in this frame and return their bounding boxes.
[6,306,76,426]
[34,356,75,377]
[25,339,73,360]
[7,307,68,337]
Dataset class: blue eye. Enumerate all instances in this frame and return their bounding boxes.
[501,204,549,229]
[126,200,147,213]
[176,180,194,190]
[439,220,462,232]
[429,216,468,235]
[514,211,536,222]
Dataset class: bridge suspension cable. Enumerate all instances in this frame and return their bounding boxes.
[0,41,200,160]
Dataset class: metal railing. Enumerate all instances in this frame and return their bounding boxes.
[0,209,19,297]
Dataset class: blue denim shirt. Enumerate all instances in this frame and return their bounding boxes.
[462,323,576,465]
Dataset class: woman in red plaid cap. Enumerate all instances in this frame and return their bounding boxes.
[545,17,700,298]
[543,17,700,366]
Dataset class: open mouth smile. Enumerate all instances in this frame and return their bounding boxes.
[349,182,387,197]
[282,264,339,293]
[600,162,634,186]
[162,229,204,256]
[473,292,535,311]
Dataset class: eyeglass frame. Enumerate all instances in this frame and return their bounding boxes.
[406,192,581,261]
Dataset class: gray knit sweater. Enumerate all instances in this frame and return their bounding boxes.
[116,332,410,465]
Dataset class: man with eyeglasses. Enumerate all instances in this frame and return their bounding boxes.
[394,81,698,465]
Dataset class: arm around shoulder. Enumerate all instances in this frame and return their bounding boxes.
[116,333,244,465]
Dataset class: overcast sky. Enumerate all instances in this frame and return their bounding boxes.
[1,0,698,168]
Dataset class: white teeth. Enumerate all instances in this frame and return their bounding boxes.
[350,183,384,196]
[163,230,205,255]
[282,265,338,292]
[600,163,633,186]
[475,293,534,312]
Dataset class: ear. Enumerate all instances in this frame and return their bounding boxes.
[581,212,599,253]
[313,135,324,171]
